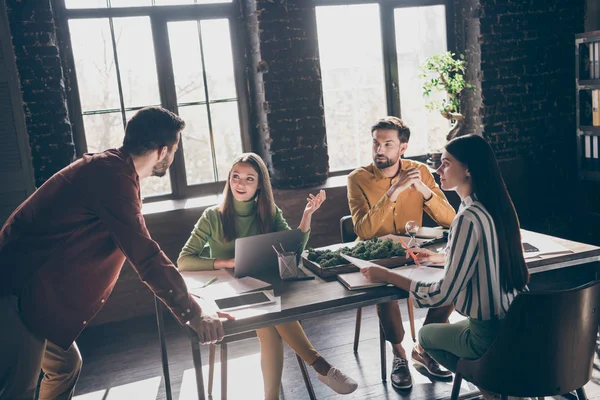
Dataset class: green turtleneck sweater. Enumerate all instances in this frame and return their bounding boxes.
[177,199,310,271]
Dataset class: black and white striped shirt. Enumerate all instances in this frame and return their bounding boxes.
[409,193,521,320]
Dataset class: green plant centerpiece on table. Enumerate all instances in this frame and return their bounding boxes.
[306,238,406,268]
[419,52,474,167]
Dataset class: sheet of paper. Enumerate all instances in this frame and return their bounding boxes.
[392,265,445,282]
[339,253,381,269]
[182,270,233,289]
[230,276,271,294]
[416,227,446,239]
[183,270,271,300]
[520,230,574,259]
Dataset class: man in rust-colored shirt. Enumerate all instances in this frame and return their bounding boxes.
[347,117,456,391]
[0,107,231,400]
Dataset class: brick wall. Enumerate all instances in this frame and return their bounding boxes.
[243,0,328,189]
[456,0,585,236]
[6,0,74,187]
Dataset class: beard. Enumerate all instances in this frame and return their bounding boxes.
[373,154,398,169]
[151,157,171,177]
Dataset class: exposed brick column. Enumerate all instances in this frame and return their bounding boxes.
[244,0,328,189]
[6,0,74,187]
[475,0,584,234]
[454,0,483,136]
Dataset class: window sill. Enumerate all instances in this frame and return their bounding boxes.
[141,174,350,216]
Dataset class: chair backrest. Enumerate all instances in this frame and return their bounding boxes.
[340,215,358,243]
[458,280,600,397]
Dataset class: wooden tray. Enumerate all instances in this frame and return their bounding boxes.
[301,237,448,278]
[301,255,413,278]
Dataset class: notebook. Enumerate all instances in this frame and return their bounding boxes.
[337,272,388,290]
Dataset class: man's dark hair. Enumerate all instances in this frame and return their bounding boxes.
[371,116,410,143]
[122,106,185,155]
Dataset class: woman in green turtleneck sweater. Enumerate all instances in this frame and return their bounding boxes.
[178,153,357,399]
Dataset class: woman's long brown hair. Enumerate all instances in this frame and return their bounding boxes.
[220,153,276,242]
[445,135,529,292]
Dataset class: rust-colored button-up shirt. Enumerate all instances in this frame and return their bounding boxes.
[347,160,456,240]
[0,148,201,349]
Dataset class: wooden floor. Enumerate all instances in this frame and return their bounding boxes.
[71,299,600,400]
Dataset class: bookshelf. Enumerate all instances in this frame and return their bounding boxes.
[576,30,600,182]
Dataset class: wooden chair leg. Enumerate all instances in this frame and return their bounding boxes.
[208,344,216,395]
[576,387,588,400]
[295,354,317,400]
[353,308,362,353]
[406,298,416,342]
[220,343,228,400]
[379,324,387,382]
[450,372,462,400]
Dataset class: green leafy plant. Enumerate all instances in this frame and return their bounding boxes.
[306,238,406,268]
[419,52,474,141]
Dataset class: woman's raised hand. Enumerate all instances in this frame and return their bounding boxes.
[303,189,326,216]
[407,248,446,265]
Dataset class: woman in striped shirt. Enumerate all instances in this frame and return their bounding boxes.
[362,135,530,384]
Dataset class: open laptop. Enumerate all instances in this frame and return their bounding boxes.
[234,229,313,279]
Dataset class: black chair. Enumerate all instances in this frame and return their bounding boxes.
[450,280,600,400]
[340,216,417,382]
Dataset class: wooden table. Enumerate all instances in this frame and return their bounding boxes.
[155,229,600,400]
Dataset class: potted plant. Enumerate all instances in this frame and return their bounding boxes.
[419,51,473,168]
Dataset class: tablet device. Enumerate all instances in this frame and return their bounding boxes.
[213,290,275,311]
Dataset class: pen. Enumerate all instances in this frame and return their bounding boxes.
[398,238,421,267]
[200,277,219,289]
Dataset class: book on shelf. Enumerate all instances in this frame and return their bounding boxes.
[595,42,600,79]
[593,89,600,126]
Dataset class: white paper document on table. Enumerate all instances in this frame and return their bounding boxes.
[391,265,445,282]
[520,230,574,259]
[339,253,379,269]
[183,270,271,300]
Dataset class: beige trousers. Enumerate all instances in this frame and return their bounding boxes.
[256,321,320,400]
[0,296,82,400]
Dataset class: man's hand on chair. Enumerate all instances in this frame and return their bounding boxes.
[189,311,235,344]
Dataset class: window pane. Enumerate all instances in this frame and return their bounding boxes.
[83,112,124,154]
[200,19,237,100]
[178,105,215,185]
[110,0,151,6]
[209,101,243,181]
[113,17,161,109]
[65,0,106,9]
[395,5,449,155]
[168,21,207,104]
[316,5,387,172]
[69,19,121,112]
[140,174,172,198]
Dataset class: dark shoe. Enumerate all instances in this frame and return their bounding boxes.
[390,356,413,390]
[411,347,452,378]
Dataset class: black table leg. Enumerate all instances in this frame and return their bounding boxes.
[189,331,207,400]
[155,297,173,400]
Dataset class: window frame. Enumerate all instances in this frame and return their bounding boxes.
[313,0,455,175]
[53,0,252,202]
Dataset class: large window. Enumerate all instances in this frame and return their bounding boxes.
[59,0,249,200]
[316,0,452,172]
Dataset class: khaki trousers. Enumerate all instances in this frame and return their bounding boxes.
[256,321,320,400]
[0,296,82,400]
